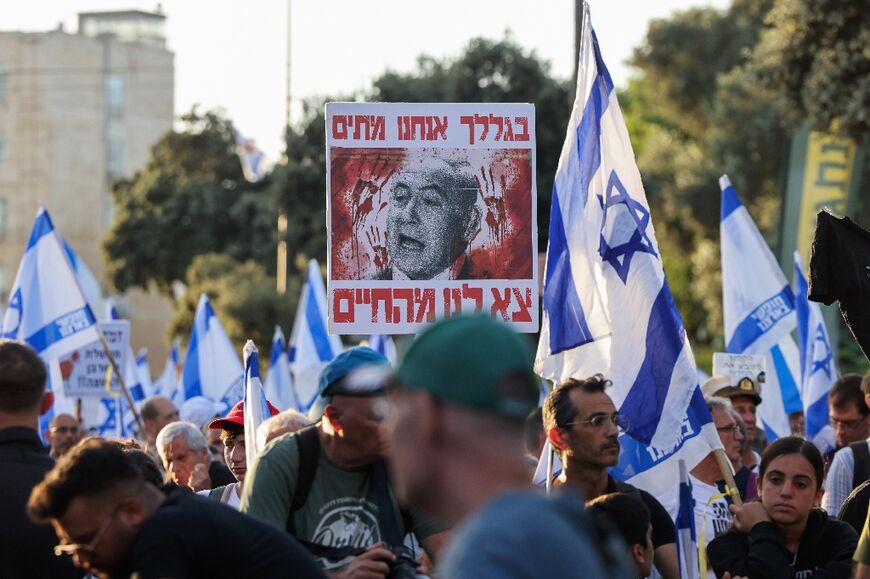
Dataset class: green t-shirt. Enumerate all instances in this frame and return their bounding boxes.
[240,430,442,570]
[855,509,870,564]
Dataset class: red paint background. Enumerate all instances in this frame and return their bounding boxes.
[330,147,533,281]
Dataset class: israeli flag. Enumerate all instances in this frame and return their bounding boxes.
[181,294,244,413]
[368,334,397,367]
[534,4,720,495]
[720,176,802,440]
[136,348,154,398]
[154,338,183,404]
[61,236,106,320]
[288,260,343,411]
[794,252,837,451]
[264,326,300,411]
[676,459,700,579]
[243,340,271,467]
[2,208,100,361]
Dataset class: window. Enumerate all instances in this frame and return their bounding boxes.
[105,73,124,118]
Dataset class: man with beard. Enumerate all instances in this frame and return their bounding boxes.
[28,438,324,579]
[543,374,680,579]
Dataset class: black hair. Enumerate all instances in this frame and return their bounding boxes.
[758,435,825,491]
[28,438,144,521]
[828,374,868,416]
[220,423,244,443]
[586,492,651,548]
[542,374,611,434]
[0,340,47,413]
[523,407,544,456]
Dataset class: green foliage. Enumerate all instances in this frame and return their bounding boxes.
[750,0,870,140]
[169,253,296,353]
[103,109,277,297]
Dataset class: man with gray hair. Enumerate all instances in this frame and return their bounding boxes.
[156,421,233,491]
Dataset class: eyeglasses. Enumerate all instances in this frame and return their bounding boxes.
[566,413,629,431]
[54,502,122,557]
[716,424,742,436]
[50,426,79,435]
[831,416,867,430]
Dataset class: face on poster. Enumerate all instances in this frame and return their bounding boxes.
[326,102,538,334]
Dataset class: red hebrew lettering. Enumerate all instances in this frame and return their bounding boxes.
[410,116,426,140]
[371,288,393,323]
[488,114,504,140]
[511,287,533,322]
[459,115,475,145]
[332,115,350,139]
[462,284,483,312]
[393,288,415,322]
[370,115,385,140]
[334,289,355,323]
[414,288,436,322]
[474,114,489,142]
[514,117,529,141]
[430,116,448,140]
[491,288,511,320]
[352,115,369,140]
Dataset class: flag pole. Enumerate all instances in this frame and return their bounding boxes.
[95,330,145,434]
[545,444,554,494]
[713,448,744,506]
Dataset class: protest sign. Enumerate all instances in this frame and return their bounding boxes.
[58,321,129,398]
[712,352,766,390]
[326,102,538,334]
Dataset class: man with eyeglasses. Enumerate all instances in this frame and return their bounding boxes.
[0,339,80,579]
[542,374,679,579]
[27,438,325,579]
[823,373,870,517]
[46,413,82,459]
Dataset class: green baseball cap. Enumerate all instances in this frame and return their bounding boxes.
[395,315,538,419]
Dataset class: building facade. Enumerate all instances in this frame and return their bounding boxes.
[0,10,174,372]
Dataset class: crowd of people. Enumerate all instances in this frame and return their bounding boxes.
[2,316,870,579]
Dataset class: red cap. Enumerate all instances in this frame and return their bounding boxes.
[208,400,280,430]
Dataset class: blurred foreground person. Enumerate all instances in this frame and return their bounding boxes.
[242,347,447,578]
[0,339,80,579]
[709,436,857,579]
[386,315,630,578]
[28,438,325,579]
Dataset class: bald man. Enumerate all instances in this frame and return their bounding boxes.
[46,413,82,459]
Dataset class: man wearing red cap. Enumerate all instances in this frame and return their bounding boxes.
[200,400,280,509]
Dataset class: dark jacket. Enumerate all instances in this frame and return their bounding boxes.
[0,426,81,579]
[708,507,857,579]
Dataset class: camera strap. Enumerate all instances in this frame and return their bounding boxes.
[371,459,404,548]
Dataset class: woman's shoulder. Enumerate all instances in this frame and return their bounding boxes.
[807,507,858,541]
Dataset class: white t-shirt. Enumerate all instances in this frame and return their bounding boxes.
[692,476,733,579]
[196,482,241,510]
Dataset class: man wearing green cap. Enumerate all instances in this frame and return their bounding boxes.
[386,315,630,578]
[241,347,446,578]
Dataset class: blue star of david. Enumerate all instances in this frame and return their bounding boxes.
[597,170,658,283]
[811,323,833,380]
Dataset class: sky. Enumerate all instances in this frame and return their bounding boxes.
[6,0,731,160]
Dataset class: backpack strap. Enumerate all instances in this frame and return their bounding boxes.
[850,441,870,489]
[286,424,321,536]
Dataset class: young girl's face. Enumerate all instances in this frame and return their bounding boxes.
[758,453,823,526]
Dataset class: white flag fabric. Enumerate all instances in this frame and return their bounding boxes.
[794,252,837,450]
[534,3,719,496]
[264,326,300,411]
[2,208,101,361]
[243,340,271,468]
[61,235,106,321]
[153,338,183,404]
[676,459,700,579]
[720,176,802,440]
[181,294,244,413]
[136,347,155,398]
[368,335,397,367]
[288,260,343,411]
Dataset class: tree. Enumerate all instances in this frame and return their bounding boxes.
[169,253,297,355]
[749,0,870,140]
[103,109,276,297]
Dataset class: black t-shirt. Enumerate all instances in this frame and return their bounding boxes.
[131,489,325,579]
[808,211,870,361]
[606,476,676,549]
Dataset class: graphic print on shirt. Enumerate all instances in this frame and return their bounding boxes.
[312,497,381,550]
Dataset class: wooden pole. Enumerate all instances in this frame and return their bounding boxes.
[714,448,744,506]
[96,330,145,435]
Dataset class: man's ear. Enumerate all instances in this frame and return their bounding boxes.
[629,542,646,569]
[323,404,343,435]
[39,390,54,417]
[120,497,147,528]
[548,426,569,452]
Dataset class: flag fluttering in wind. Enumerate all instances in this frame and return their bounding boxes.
[534,2,719,496]
[181,295,244,413]
[243,340,271,468]
[264,326,299,411]
[288,260,343,411]
[234,130,268,182]
[154,338,183,404]
[720,176,802,441]
[794,252,837,451]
